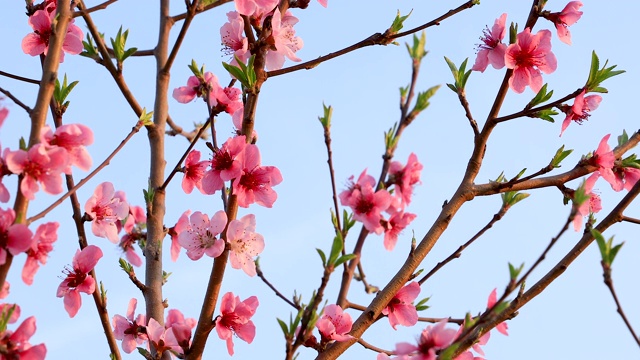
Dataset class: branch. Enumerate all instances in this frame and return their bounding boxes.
[170,0,233,22]
[494,87,583,123]
[0,86,33,113]
[601,262,640,348]
[72,0,118,17]
[267,0,477,78]
[256,259,300,310]
[0,70,40,84]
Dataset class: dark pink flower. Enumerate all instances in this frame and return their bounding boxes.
[573,172,601,232]
[164,309,196,356]
[382,281,420,330]
[113,298,148,353]
[316,304,353,343]
[266,10,303,71]
[202,136,247,194]
[173,72,221,104]
[234,0,278,18]
[215,292,259,356]
[547,1,583,45]
[385,320,456,360]
[226,214,264,276]
[84,182,130,243]
[591,134,620,191]
[146,318,178,356]
[0,207,34,266]
[486,289,509,336]
[389,153,423,207]
[0,107,8,129]
[383,212,416,251]
[505,28,557,93]
[0,316,47,359]
[5,144,68,200]
[621,167,640,191]
[21,9,83,62]
[233,144,283,208]
[317,0,328,7]
[213,86,243,114]
[22,222,58,285]
[169,210,190,262]
[177,211,227,260]
[118,206,145,267]
[182,150,209,194]
[56,245,103,317]
[40,123,94,173]
[472,13,508,72]
[560,90,602,136]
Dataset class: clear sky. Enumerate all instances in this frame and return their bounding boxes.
[0,1,639,359]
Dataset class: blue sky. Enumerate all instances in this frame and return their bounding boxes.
[1,1,639,359]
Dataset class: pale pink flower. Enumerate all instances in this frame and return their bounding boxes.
[339,169,376,207]
[146,318,178,356]
[0,107,7,128]
[215,292,259,356]
[560,90,602,136]
[56,245,103,317]
[182,150,209,194]
[342,175,392,234]
[472,13,508,72]
[40,124,94,173]
[0,207,34,266]
[621,167,640,191]
[5,144,68,200]
[573,172,601,232]
[383,212,416,251]
[84,182,130,243]
[173,72,221,104]
[221,12,250,65]
[226,214,265,276]
[213,86,243,114]
[118,205,145,267]
[548,1,583,45]
[234,144,283,208]
[265,10,303,71]
[0,145,10,203]
[113,298,148,353]
[177,211,227,260]
[389,153,423,207]
[505,28,557,93]
[22,222,58,285]
[486,288,509,336]
[202,136,247,194]
[386,320,456,360]
[21,9,83,63]
[234,0,278,18]
[316,304,354,343]
[0,316,47,359]
[591,134,620,191]
[169,210,190,261]
[456,322,489,358]
[382,282,420,330]
[164,309,196,356]
[318,0,328,7]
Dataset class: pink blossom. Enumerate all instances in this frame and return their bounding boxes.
[202,136,247,194]
[164,309,196,356]
[573,172,602,232]
[56,245,103,317]
[0,303,21,325]
[385,320,456,360]
[226,214,265,276]
[318,0,328,7]
[22,222,58,285]
[384,212,416,251]
[0,316,47,359]
[233,144,283,208]
[472,13,508,72]
[0,207,34,266]
[0,146,10,203]
[560,90,602,136]
[146,318,179,356]
[591,134,620,191]
[0,107,7,128]
[234,0,278,18]
[265,10,304,71]
[5,144,68,200]
[215,292,259,356]
[221,12,250,65]
[548,2,583,45]
[486,288,509,335]
[213,86,244,114]
[621,167,640,191]
[389,153,423,207]
[173,72,221,104]
[113,298,148,353]
[382,282,420,330]
[169,210,190,261]
[182,150,209,194]
[21,9,83,62]
[84,182,130,243]
[177,211,227,260]
[0,281,9,299]
[316,304,354,343]
[118,205,145,267]
[505,28,557,93]
[40,123,94,173]
[340,170,392,234]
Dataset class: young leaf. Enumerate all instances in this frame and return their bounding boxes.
[389,10,412,34]
[550,145,573,168]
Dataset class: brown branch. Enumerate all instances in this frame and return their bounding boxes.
[357,338,392,355]
[170,0,233,22]
[72,0,118,17]
[457,90,480,137]
[494,87,583,123]
[163,0,199,74]
[0,86,33,113]
[256,259,300,310]
[267,0,477,78]
[621,216,640,225]
[419,206,507,285]
[0,70,40,84]
[601,262,640,348]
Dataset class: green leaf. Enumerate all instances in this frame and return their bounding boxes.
[318,103,333,128]
[139,107,154,126]
[53,74,79,109]
[508,262,524,280]
[585,51,625,93]
[316,248,327,266]
[222,61,247,85]
[415,296,430,311]
[617,129,629,146]
[328,236,343,267]
[277,318,289,336]
[526,83,553,109]
[334,254,356,268]
[550,145,573,168]
[502,191,530,208]
[406,31,427,61]
[389,10,412,34]
[529,108,558,122]
[413,85,441,112]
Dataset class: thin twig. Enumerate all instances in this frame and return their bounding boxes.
[621,216,640,225]
[0,86,33,113]
[0,70,40,84]
[256,260,300,310]
[457,91,480,137]
[494,88,583,123]
[601,262,640,348]
[72,0,118,17]
[170,0,233,22]
[357,338,392,355]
